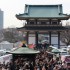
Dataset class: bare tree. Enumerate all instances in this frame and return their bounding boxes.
[2,28,25,43]
[60,30,70,46]
[0,29,4,42]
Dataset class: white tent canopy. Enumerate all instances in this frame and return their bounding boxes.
[0,41,10,44]
[0,41,13,51]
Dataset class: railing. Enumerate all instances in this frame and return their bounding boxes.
[25,24,62,27]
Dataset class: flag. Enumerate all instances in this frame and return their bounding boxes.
[28,44,35,49]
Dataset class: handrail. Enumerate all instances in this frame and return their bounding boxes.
[25,24,62,26]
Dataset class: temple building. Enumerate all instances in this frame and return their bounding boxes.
[16,4,69,48]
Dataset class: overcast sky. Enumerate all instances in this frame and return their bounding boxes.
[0,0,70,28]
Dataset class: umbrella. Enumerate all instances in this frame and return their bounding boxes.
[49,45,57,49]
[59,49,67,53]
[52,48,67,53]
[51,48,61,53]
[41,40,49,44]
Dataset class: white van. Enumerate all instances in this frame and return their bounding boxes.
[0,54,12,64]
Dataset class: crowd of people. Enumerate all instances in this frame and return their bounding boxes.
[34,50,68,70]
[0,42,69,70]
[0,49,69,70]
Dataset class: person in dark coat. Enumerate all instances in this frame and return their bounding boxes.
[22,43,26,47]
[9,62,15,70]
[30,62,34,70]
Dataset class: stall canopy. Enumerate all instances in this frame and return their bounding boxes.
[9,47,40,54]
[52,48,67,53]
[0,41,13,50]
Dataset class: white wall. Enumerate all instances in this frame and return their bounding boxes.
[51,37,58,44]
[51,34,58,47]
[28,34,35,44]
[51,34,66,48]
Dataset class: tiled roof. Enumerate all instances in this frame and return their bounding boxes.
[9,47,40,54]
[16,4,69,20]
